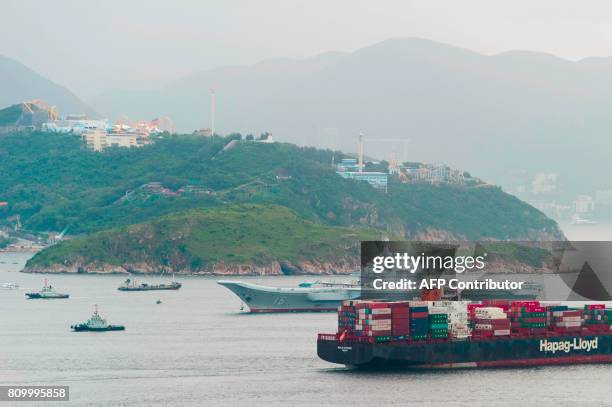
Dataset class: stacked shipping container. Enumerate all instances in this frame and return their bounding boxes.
[336,300,611,343]
[509,301,548,335]
[472,307,511,337]
[390,302,410,337]
[409,302,429,340]
[547,305,582,334]
[428,307,449,339]
[585,304,612,333]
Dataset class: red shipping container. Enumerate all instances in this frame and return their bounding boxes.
[389,302,410,309]
[393,326,410,332]
[390,309,410,316]
[552,326,581,333]
[587,325,609,332]
[483,300,510,306]
[523,306,546,313]
[520,317,547,323]
[511,301,540,307]
[475,318,510,325]
[472,330,494,337]
[512,327,547,335]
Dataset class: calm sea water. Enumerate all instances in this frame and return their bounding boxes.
[1,223,611,407]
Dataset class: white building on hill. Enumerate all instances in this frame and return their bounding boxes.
[82,129,141,151]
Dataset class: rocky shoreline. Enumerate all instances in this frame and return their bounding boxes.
[21,258,360,276]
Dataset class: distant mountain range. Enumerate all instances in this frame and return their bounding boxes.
[0,55,95,116]
[4,39,612,203]
[89,38,612,201]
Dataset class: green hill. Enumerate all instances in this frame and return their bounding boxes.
[24,204,380,274]
[0,104,24,126]
[0,131,562,242]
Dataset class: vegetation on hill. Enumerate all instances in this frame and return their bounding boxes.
[0,104,23,126]
[0,131,562,242]
[25,204,380,273]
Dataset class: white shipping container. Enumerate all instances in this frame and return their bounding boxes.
[494,329,511,336]
[356,326,391,332]
[474,311,507,320]
[361,320,391,326]
[475,307,505,314]
[366,324,391,329]
[556,321,581,328]
[559,316,581,322]
[552,311,583,317]
[371,325,392,331]
[474,310,506,316]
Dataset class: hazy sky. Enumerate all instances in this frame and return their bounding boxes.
[4,0,612,99]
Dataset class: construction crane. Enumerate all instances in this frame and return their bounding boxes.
[210,88,216,139]
[51,227,69,245]
[358,133,364,172]
[21,101,34,114]
[6,215,22,231]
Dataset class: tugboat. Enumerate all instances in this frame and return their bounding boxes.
[118,277,181,291]
[25,279,69,299]
[71,305,125,332]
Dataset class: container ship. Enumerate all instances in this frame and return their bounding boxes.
[317,300,612,368]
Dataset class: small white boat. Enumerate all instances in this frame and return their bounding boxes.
[1,282,19,289]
